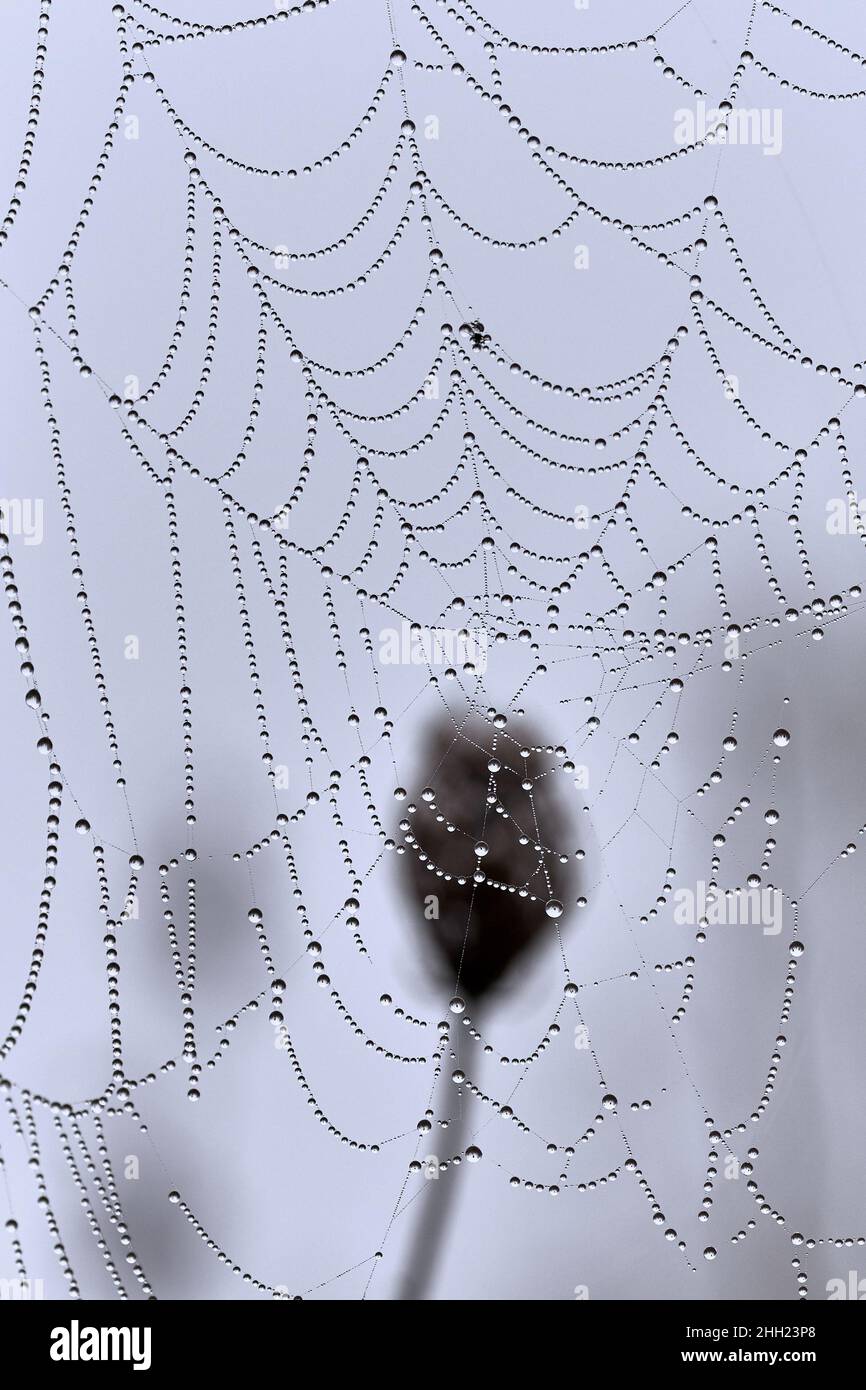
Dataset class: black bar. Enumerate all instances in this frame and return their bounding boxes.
[3,1297,860,1374]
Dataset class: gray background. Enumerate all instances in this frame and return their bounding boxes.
[1,0,866,1301]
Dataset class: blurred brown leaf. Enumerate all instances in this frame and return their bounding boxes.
[397,711,576,999]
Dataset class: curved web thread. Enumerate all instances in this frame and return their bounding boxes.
[0,0,864,1301]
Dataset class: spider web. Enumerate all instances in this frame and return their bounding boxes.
[1,0,865,1302]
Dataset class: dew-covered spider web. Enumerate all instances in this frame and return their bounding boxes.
[2,0,866,1302]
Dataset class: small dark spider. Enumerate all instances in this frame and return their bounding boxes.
[465,318,489,348]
